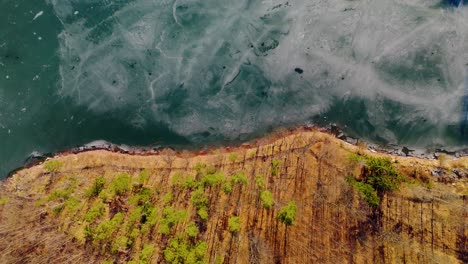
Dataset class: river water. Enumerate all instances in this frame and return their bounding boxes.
[0,0,467,177]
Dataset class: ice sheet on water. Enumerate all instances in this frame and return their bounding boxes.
[51,0,468,146]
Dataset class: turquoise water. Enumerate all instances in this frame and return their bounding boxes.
[0,0,467,177]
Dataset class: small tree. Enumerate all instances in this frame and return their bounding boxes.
[277,201,297,226]
[255,175,266,189]
[347,155,404,207]
[260,190,274,209]
[185,221,199,238]
[228,216,241,233]
[271,159,280,176]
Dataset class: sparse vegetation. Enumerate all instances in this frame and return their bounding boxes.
[194,162,206,174]
[0,197,9,205]
[271,159,280,176]
[86,177,106,198]
[43,160,63,173]
[228,153,238,162]
[138,169,150,185]
[277,201,297,226]
[228,216,241,233]
[255,175,266,189]
[109,173,132,196]
[48,188,72,201]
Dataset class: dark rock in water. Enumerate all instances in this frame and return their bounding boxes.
[402,146,410,156]
[23,153,48,168]
[294,68,304,74]
[330,123,342,137]
[337,132,346,140]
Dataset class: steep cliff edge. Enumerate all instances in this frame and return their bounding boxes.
[0,131,467,263]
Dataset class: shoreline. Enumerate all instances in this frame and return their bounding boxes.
[9,123,468,178]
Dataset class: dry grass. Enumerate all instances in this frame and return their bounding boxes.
[1,131,467,264]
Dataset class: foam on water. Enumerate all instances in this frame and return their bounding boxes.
[48,0,468,147]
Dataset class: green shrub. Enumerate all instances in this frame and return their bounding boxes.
[197,206,208,221]
[228,216,241,233]
[83,225,93,241]
[346,177,380,207]
[140,244,155,264]
[185,221,199,238]
[346,155,403,207]
[230,172,248,185]
[260,190,274,209]
[222,181,233,195]
[277,201,297,226]
[159,222,171,235]
[64,197,81,213]
[255,175,266,189]
[43,160,63,173]
[159,206,187,234]
[182,176,198,190]
[191,188,208,209]
[112,236,130,253]
[163,192,173,204]
[86,177,106,198]
[172,173,198,190]
[143,206,159,227]
[85,200,106,222]
[109,173,132,196]
[94,212,124,241]
[201,172,224,187]
[271,159,280,176]
[130,228,140,239]
[164,236,207,264]
[129,187,153,206]
[128,206,143,228]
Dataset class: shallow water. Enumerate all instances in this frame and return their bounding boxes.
[0,0,467,177]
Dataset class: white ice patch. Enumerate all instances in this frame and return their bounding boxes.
[51,0,468,145]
